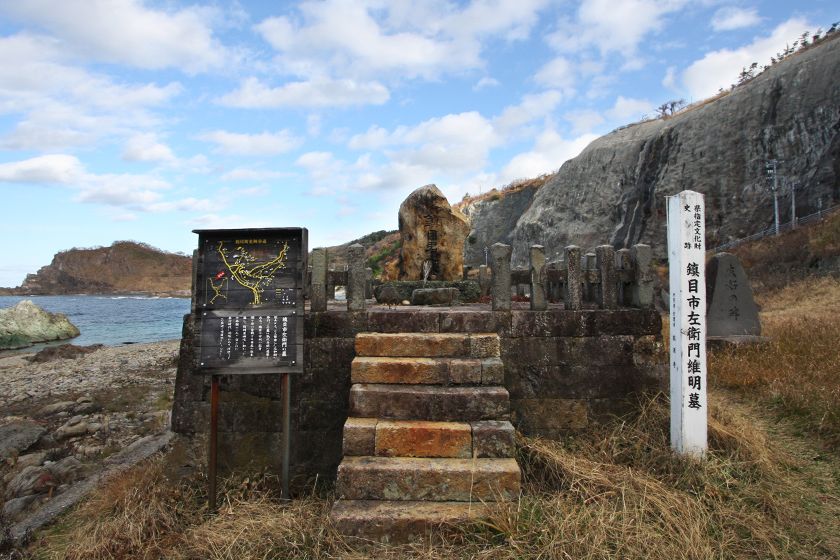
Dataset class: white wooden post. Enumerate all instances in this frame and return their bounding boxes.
[667,190,708,456]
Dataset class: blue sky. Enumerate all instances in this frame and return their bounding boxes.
[0,0,835,287]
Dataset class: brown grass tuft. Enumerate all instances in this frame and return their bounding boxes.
[710,276,840,448]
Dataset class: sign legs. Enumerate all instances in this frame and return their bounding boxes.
[208,375,220,511]
[281,372,290,500]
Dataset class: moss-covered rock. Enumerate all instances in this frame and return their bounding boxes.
[0,300,80,350]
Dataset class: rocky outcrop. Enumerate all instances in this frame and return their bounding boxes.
[0,301,79,350]
[459,183,541,267]
[475,34,840,265]
[1,241,191,296]
[398,185,470,281]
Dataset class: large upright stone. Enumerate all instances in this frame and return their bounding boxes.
[706,253,761,337]
[398,185,470,281]
[0,300,80,350]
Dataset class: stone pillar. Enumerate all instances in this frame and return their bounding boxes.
[631,244,654,308]
[327,266,336,301]
[347,244,366,311]
[529,245,547,311]
[584,252,596,303]
[365,267,373,299]
[310,247,327,312]
[490,243,512,311]
[478,265,490,296]
[596,245,617,309]
[564,246,581,310]
[616,248,632,306]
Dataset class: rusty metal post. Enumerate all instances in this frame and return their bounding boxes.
[280,372,291,500]
[208,375,219,511]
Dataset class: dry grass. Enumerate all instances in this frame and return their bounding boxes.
[709,276,840,448]
[31,389,838,560]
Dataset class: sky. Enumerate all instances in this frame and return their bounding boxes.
[0,0,836,287]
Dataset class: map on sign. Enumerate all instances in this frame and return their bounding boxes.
[201,236,297,308]
[215,239,288,305]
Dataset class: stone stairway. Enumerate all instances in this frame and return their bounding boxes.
[330,332,521,542]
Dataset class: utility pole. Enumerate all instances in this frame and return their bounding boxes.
[765,159,780,235]
[790,181,797,229]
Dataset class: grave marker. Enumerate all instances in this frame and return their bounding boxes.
[666,191,707,457]
[706,252,761,338]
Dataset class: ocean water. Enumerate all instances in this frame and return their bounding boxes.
[0,295,190,349]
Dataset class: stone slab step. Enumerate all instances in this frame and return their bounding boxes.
[349,384,510,422]
[351,356,504,385]
[343,418,516,458]
[330,500,493,543]
[336,456,521,501]
[355,333,500,358]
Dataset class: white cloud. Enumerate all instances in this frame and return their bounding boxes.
[198,130,302,156]
[682,18,809,99]
[473,76,500,90]
[662,65,677,89]
[255,0,547,81]
[501,127,598,182]
[220,168,288,181]
[122,134,177,164]
[606,96,653,122]
[0,33,181,151]
[711,7,760,32]
[0,154,213,213]
[549,0,686,56]
[493,90,564,134]
[1,0,229,72]
[564,109,605,134]
[218,77,389,108]
[0,154,84,183]
[534,57,575,89]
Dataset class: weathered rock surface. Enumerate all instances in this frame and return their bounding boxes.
[398,185,470,281]
[410,287,459,306]
[0,421,46,460]
[459,36,840,265]
[0,301,80,350]
[0,240,191,296]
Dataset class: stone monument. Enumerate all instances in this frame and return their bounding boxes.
[397,184,470,281]
[706,252,761,338]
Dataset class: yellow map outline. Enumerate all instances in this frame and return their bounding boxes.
[217,240,289,305]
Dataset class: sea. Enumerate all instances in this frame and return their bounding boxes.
[0,295,190,350]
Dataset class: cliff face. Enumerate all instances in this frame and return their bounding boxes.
[4,241,192,296]
[495,34,840,264]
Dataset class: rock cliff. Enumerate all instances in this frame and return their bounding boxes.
[1,241,191,297]
[465,33,840,266]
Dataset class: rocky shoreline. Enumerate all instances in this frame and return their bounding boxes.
[0,340,180,537]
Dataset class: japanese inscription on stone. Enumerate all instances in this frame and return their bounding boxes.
[193,228,307,374]
[667,191,707,456]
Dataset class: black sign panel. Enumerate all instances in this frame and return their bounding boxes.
[192,228,307,375]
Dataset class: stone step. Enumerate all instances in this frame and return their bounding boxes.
[336,457,521,501]
[355,333,500,358]
[349,384,510,422]
[330,500,494,543]
[343,418,516,458]
[351,356,504,385]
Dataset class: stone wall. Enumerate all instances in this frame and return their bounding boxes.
[171,306,663,486]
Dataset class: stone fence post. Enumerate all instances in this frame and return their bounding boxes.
[596,245,617,309]
[478,265,490,296]
[529,245,547,311]
[616,248,632,306]
[631,244,654,307]
[310,247,327,312]
[490,243,512,311]
[564,245,581,310]
[365,267,373,299]
[346,244,366,311]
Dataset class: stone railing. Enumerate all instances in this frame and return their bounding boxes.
[307,242,654,312]
[483,243,654,311]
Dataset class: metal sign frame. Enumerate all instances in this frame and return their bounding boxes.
[191,227,307,507]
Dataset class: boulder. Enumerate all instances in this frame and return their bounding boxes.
[397,185,470,281]
[0,420,46,460]
[4,466,55,499]
[410,288,459,306]
[26,343,103,363]
[0,300,79,350]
